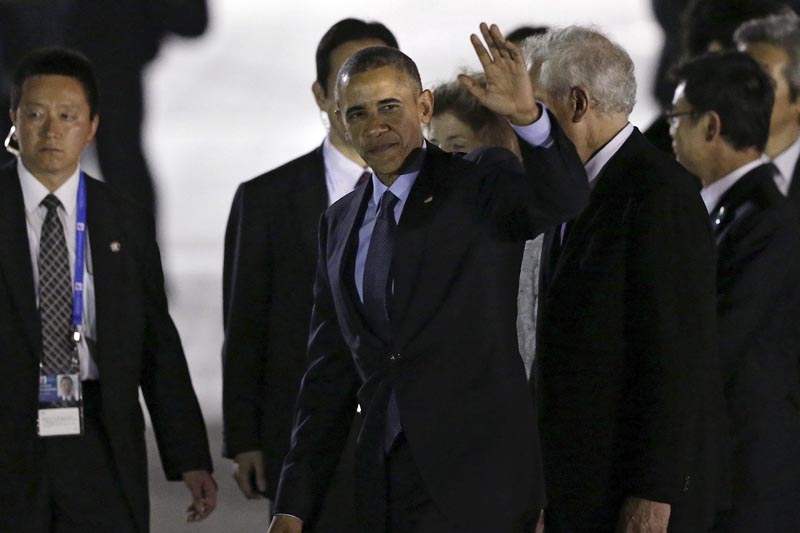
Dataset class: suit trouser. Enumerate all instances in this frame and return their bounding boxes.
[31,381,138,533]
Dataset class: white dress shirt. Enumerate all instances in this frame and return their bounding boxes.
[700,157,769,214]
[770,136,800,196]
[18,161,99,380]
[323,136,370,205]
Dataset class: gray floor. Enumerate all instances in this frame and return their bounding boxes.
[140,2,661,531]
[147,423,270,533]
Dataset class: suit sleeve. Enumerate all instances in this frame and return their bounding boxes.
[478,109,589,240]
[221,183,271,458]
[623,184,720,502]
[137,210,213,480]
[273,211,360,524]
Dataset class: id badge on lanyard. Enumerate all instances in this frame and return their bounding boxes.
[37,172,87,438]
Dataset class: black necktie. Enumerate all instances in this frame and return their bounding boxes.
[38,194,74,374]
[363,191,399,342]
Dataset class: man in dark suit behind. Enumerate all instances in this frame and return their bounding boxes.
[526,27,728,532]
[268,24,589,533]
[736,12,800,218]
[671,51,800,532]
[0,47,216,532]
[221,18,397,531]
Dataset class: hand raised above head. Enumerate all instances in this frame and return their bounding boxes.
[459,22,540,126]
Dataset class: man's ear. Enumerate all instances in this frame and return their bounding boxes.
[570,86,590,123]
[418,89,434,125]
[86,115,99,146]
[704,111,721,142]
[312,81,328,111]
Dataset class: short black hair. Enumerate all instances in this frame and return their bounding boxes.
[10,47,99,117]
[683,0,792,57]
[674,51,774,151]
[316,18,398,95]
[336,46,421,99]
[505,25,549,45]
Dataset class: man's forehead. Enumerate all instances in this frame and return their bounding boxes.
[338,66,417,103]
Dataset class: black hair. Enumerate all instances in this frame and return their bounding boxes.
[336,46,421,97]
[674,51,774,151]
[316,18,398,95]
[10,47,98,117]
[682,0,792,57]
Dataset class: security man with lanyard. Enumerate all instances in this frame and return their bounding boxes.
[0,47,217,533]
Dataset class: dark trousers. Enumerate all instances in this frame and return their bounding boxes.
[29,381,138,533]
[384,434,456,533]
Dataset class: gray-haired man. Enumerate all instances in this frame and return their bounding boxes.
[526,26,729,532]
[736,12,800,217]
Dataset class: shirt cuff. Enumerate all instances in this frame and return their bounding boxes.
[511,103,554,148]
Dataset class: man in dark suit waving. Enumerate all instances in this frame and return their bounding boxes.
[222,18,397,531]
[527,27,728,532]
[268,23,588,533]
[671,51,800,532]
[0,47,215,532]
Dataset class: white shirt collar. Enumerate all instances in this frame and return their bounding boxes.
[18,160,80,217]
[769,135,800,195]
[584,123,635,187]
[700,156,769,214]
[323,136,368,187]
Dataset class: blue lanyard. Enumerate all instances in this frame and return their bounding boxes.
[71,172,87,342]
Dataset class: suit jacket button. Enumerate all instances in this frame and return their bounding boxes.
[682,475,691,492]
[388,352,402,362]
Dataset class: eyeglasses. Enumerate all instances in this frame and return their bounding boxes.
[664,109,697,127]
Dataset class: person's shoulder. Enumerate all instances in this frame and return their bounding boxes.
[618,130,702,199]
[86,174,152,221]
[241,146,324,194]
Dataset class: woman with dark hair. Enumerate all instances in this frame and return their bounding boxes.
[427,75,521,159]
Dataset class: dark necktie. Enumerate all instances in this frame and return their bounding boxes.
[38,194,74,374]
[362,191,399,342]
[355,170,371,189]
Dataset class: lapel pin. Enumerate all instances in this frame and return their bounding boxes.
[423,196,434,204]
[110,241,121,253]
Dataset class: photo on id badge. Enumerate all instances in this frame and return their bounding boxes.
[39,374,81,407]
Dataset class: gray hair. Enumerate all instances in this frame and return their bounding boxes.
[734,12,800,100]
[534,26,637,115]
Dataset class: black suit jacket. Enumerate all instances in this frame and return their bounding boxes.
[0,163,212,532]
[709,164,800,527]
[536,129,728,532]
[222,146,327,490]
[222,145,359,531]
[274,116,590,531]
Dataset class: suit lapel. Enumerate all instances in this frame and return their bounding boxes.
[0,163,41,361]
[85,178,128,373]
[291,146,328,258]
[710,164,774,243]
[329,179,374,338]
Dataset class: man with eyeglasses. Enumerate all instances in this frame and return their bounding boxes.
[671,51,800,532]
